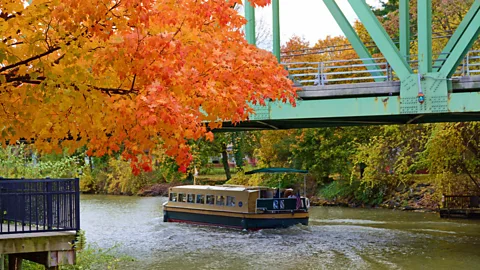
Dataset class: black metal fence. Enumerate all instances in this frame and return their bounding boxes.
[0,178,80,234]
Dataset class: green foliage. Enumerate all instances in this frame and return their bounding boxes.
[373,0,399,17]
[319,180,387,206]
[193,132,260,178]
[81,156,182,195]
[320,180,360,200]
[254,130,297,168]
[79,142,186,194]
[421,123,480,194]
[104,158,145,195]
[292,127,372,183]
[0,144,85,178]
[351,125,430,188]
[63,245,132,270]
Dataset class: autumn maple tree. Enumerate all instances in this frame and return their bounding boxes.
[0,0,296,173]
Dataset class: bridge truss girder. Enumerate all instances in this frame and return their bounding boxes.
[226,1,480,131]
[329,0,480,115]
[219,90,480,131]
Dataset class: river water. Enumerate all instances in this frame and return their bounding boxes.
[80,195,480,270]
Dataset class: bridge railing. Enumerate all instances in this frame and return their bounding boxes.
[465,50,480,76]
[0,178,80,234]
[283,57,391,86]
[283,50,480,87]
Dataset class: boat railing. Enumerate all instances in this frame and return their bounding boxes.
[256,198,307,212]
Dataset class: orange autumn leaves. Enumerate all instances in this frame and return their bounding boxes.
[0,0,296,173]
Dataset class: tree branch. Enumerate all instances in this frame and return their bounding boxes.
[0,46,61,73]
[0,12,21,21]
[2,74,139,95]
[460,162,480,192]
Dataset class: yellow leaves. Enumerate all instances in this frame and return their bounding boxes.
[0,0,296,174]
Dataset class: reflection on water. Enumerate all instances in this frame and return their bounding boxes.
[80,195,480,270]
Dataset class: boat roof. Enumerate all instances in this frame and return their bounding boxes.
[171,185,271,192]
[245,167,308,175]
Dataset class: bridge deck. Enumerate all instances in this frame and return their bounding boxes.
[298,75,480,99]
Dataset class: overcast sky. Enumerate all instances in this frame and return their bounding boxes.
[252,0,382,48]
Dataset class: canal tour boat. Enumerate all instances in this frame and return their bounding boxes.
[163,168,310,230]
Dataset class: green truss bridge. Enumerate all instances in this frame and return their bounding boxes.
[222,0,480,131]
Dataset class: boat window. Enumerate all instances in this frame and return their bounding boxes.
[169,193,177,202]
[178,193,186,203]
[226,196,235,207]
[196,194,205,204]
[216,195,225,206]
[206,195,215,205]
[187,194,195,203]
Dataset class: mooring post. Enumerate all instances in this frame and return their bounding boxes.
[8,255,22,270]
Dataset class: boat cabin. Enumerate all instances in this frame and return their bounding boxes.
[167,185,308,214]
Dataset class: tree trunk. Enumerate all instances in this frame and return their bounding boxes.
[88,155,93,172]
[221,143,231,180]
[234,132,244,169]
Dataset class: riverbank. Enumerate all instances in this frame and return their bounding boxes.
[82,177,442,212]
[136,183,178,196]
[311,181,440,212]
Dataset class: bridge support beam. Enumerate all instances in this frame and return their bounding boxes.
[417,0,432,74]
[347,0,412,81]
[342,0,480,114]
[433,1,480,74]
[399,0,410,62]
[272,0,280,62]
[439,5,480,78]
[323,0,385,82]
[244,0,256,45]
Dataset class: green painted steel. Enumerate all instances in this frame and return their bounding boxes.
[399,0,410,62]
[246,92,480,122]
[417,0,432,74]
[272,0,280,62]
[267,97,398,120]
[347,0,412,81]
[220,0,480,131]
[433,1,480,72]
[439,7,480,77]
[323,0,385,82]
[244,0,256,45]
